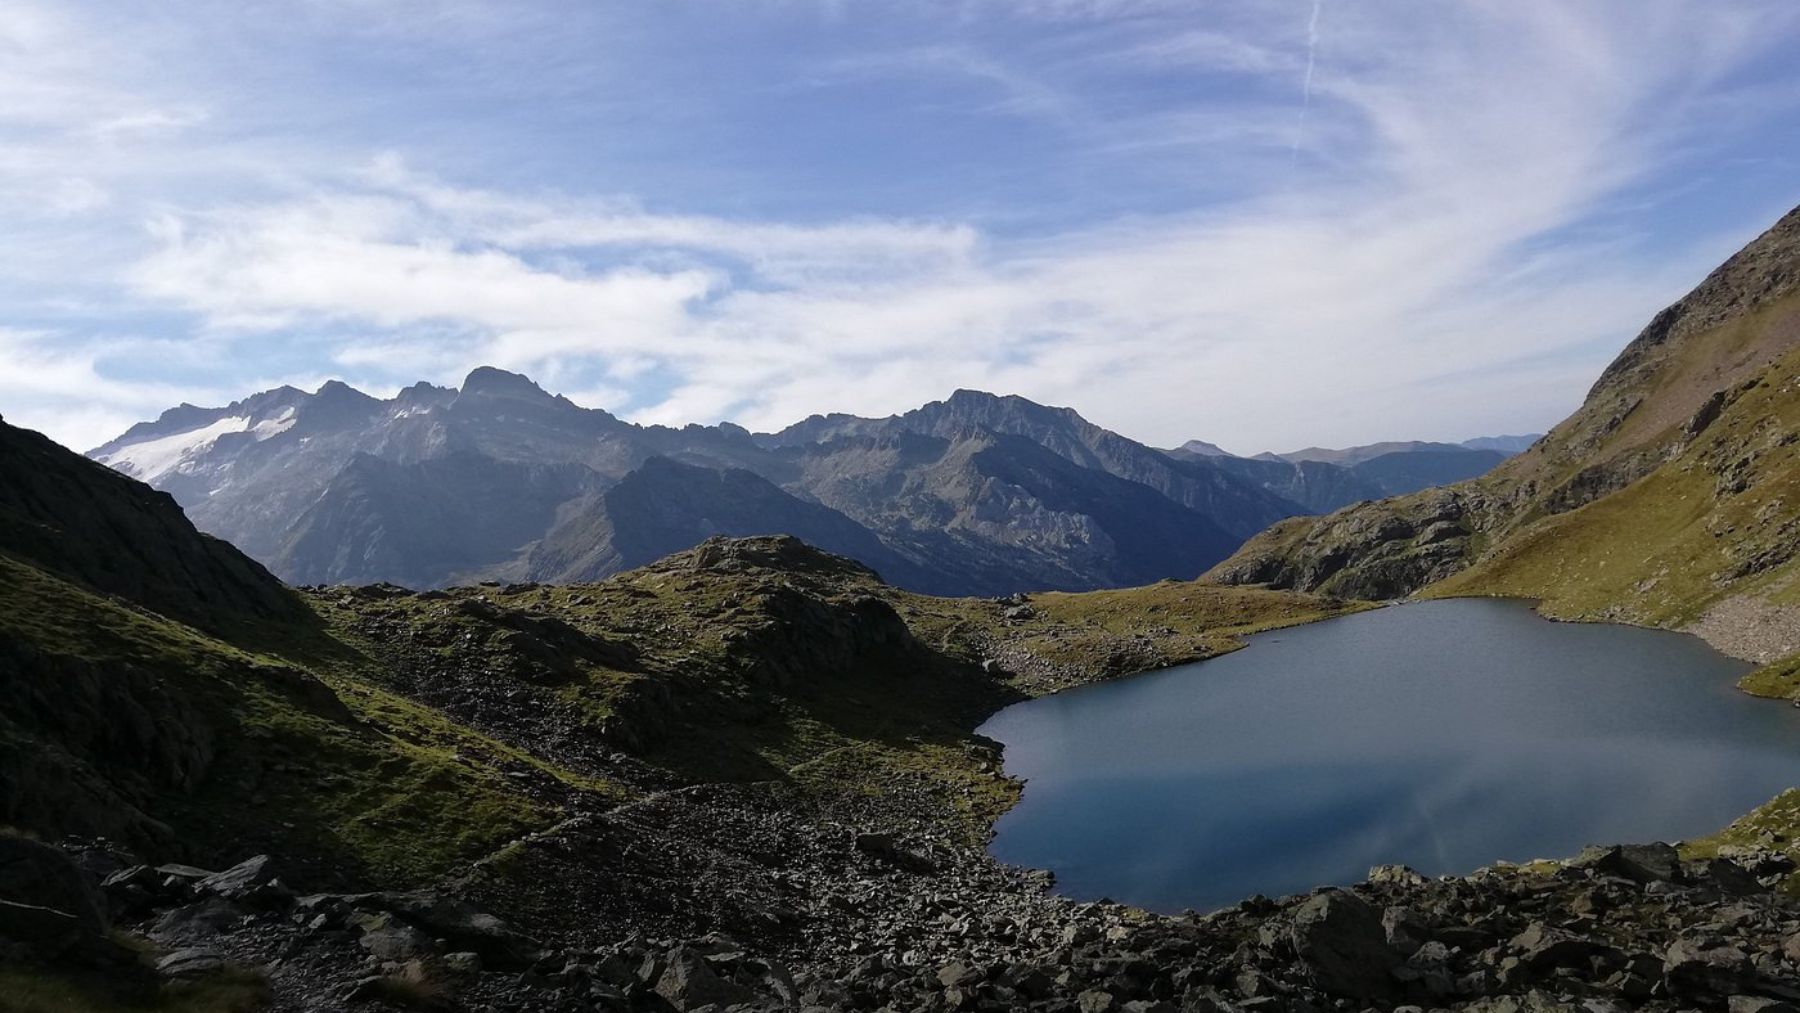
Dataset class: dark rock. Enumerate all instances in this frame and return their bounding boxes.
[1691,857,1768,897]
[0,899,89,959]
[1573,843,1680,884]
[654,945,756,1011]
[156,947,230,980]
[1287,890,1400,998]
[197,855,290,907]
[149,897,246,945]
[1382,905,1430,955]
[1509,922,1608,972]
[368,890,540,968]
[0,834,108,935]
[1665,938,1755,996]
[352,911,438,961]
[938,960,984,988]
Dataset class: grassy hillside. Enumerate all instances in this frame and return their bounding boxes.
[1208,204,1800,668]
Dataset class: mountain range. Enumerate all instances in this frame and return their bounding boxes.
[89,379,1521,596]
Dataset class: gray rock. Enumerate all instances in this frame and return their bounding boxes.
[149,897,246,945]
[368,890,540,968]
[655,945,755,1011]
[1665,938,1755,996]
[1573,843,1680,884]
[351,911,437,961]
[937,960,983,988]
[196,855,290,907]
[1509,922,1607,972]
[156,947,229,980]
[1287,889,1400,998]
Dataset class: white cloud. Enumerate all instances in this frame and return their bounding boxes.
[2,0,1798,456]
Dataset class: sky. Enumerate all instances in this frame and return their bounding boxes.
[2,1,1798,456]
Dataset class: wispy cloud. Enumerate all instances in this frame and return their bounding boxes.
[1,0,1797,456]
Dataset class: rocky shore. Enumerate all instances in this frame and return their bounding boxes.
[8,714,1800,1013]
[11,791,1800,1013]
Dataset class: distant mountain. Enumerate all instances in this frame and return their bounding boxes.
[1460,434,1542,454]
[1272,440,1471,467]
[90,382,1295,595]
[1165,439,1234,458]
[1210,202,1800,665]
[1346,448,1506,498]
[1163,435,1518,514]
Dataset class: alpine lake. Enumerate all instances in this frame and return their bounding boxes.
[978,598,1800,912]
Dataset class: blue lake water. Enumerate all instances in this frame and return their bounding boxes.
[977,598,1800,913]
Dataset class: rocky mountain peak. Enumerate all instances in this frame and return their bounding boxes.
[458,366,559,403]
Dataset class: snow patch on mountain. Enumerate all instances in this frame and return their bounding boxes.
[95,416,251,482]
[97,407,298,483]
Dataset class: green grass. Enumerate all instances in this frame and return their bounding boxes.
[1739,652,1800,700]
[1428,343,1800,637]
[0,553,576,888]
[1681,788,1800,896]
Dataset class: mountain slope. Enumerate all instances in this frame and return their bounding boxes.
[522,456,930,587]
[0,415,303,633]
[1209,202,1800,660]
[766,389,1308,540]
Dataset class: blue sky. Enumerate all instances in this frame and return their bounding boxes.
[3,0,1799,454]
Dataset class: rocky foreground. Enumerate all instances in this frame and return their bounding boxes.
[10,779,1800,1013]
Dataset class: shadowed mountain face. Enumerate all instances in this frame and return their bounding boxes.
[0,416,304,633]
[1210,202,1800,662]
[89,382,1315,595]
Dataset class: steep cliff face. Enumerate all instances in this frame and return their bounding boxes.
[1209,204,1800,658]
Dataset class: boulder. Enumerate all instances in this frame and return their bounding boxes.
[1573,843,1680,884]
[1288,889,1401,998]
[0,834,107,936]
[1664,938,1755,997]
[937,960,984,988]
[196,855,290,907]
[351,911,437,961]
[369,890,541,968]
[1509,922,1610,972]
[654,945,755,1011]
[1690,857,1767,897]
[0,899,89,960]
[156,947,230,980]
[149,897,246,945]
